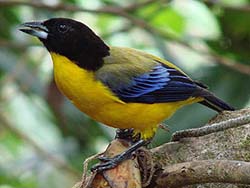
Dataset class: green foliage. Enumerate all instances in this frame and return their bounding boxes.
[0,0,249,187]
[0,172,37,188]
[151,7,185,38]
[0,8,20,39]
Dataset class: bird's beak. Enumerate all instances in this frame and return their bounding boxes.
[19,21,49,39]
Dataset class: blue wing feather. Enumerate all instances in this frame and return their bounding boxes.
[107,63,201,103]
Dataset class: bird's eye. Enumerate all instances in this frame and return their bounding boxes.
[58,24,69,33]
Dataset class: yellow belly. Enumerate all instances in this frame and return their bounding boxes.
[51,53,202,139]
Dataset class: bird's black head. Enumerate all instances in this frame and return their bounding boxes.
[19,18,110,71]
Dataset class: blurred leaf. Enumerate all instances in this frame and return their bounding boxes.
[137,3,185,38]
[208,9,250,60]
[96,15,124,36]
[221,10,250,35]
[0,170,37,188]
[172,0,221,39]
[0,0,250,187]
[0,132,23,155]
[220,0,249,6]
[150,7,185,38]
[0,7,20,39]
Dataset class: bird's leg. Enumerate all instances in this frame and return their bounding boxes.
[115,128,134,140]
[96,128,135,162]
[91,139,150,173]
[97,128,141,162]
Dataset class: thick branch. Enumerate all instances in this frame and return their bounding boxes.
[75,109,250,188]
[151,108,250,188]
[156,160,250,188]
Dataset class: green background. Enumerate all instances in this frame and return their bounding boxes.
[0,0,250,187]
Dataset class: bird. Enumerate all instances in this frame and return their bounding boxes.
[19,18,234,172]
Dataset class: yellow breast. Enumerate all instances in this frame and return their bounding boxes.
[50,53,201,139]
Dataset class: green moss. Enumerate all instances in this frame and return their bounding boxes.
[240,135,250,149]
[244,153,250,162]
[205,151,216,159]
[236,135,250,161]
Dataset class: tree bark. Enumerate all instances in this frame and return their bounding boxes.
[77,108,250,188]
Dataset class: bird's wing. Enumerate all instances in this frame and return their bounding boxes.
[96,60,204,104]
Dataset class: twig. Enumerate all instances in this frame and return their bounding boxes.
[0,0,108,14]
[0,39,32,50]
[210,52,250,75]
[125,0,156,11]
[172,114,250,141]
[136,148,155,187]
[154,109,250,187]
[0,0,160,15]
[0,0,166,13]
[124,0,163,11]
[156,160,250,188]
[159,123,170,132]
[182,37,250,75]
[0,110,80,177]
[81,152,103,186]
[204,0,250,12]
[81,171,97,188]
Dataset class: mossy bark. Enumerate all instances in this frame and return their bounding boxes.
[76,108,250,188]
[151,108,250,188]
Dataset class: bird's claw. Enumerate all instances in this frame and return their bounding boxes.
[97,155,111,162]
[91,159,118,173]
[91,155,125,173]
[91,139,149,173]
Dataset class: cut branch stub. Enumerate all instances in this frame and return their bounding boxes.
[83,139,142,188]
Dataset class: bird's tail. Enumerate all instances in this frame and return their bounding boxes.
[199,91,235,112]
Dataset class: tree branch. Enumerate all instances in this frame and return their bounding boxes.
[0,39,32,50]
[2,0,250,75]
[151,108,250,188]
[172,113,250,141]
[156,160,250,188]
[123,0,161,12]
[0,0,162,15]
[0,0,108,14]
[75,109,250,188]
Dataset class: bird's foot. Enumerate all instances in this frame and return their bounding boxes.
[91,139,150,173]
[91,152,131,172]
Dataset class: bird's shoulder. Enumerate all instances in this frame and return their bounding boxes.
[94,47,207,103]
[95,47,157,88]
[96,46,185,80]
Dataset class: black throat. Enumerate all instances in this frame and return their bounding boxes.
[63,46,110,71]
[76,53,107,71]
[66,40,110,71]
[41,37,110,71]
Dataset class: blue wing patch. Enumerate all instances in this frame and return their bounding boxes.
[111,63,201,103]
[116,65,170,98]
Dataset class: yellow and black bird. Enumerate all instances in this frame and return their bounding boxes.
[19,18,234,171]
